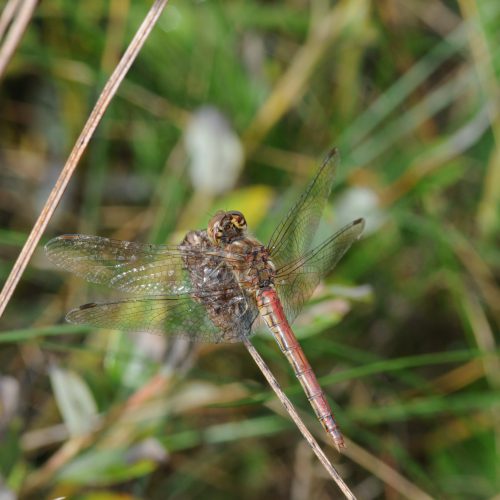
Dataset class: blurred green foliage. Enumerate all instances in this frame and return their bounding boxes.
[1,0,499,498]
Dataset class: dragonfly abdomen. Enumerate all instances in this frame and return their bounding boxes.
[256,288,345,450]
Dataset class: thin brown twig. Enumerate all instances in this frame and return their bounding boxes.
[272,400,434,499]
[241,336,356,500]
[0,0,21,41]
[0,0,169,318]
[340,437,433,500]
[0,0,38,80]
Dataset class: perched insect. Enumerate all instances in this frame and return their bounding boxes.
[46,148,364,449]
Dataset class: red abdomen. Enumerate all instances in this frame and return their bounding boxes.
[256,287,345,450]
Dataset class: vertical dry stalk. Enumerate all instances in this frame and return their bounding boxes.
[0,0,169,318]
[0,0,38,80]
[0,0,21,41]
[241,336,356,499]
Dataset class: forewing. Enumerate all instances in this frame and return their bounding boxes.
[275,218,365,323]
[267,148,339,269]
[66,294,258,344]
[45,234,238,296]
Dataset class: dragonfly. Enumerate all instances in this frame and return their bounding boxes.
[45,148,364,450]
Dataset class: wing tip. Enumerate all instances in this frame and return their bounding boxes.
[78,302,98,310]
[44,236,58,254]
[351,218,366,240]
[353,217,365,233]
[44,234,79,253]
[324,146,340,164]
[65,302,98,324]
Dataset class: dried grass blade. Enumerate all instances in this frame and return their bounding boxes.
[0,0,169,318]
[242,336,356,499]
[0,0,38,79]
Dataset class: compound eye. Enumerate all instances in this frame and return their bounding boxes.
[230,211,246,229]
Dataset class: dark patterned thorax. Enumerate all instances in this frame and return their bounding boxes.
[180,230,257,342]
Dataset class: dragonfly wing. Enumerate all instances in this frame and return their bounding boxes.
[66,294,258,344]
[275,218,365,323]
[45,234,238,296]
[267,148,339,269]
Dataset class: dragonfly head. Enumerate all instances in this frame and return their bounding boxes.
[208,210,247,245]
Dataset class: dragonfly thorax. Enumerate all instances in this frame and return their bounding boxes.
[226,238,277,292]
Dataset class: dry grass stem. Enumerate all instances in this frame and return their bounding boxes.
[0,0,38,79]
[0,0,169,318]
[0,0,21,41]
[340,437,434,500]
[241,336,356,500]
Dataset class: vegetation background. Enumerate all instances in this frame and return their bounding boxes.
[0,0,499,498]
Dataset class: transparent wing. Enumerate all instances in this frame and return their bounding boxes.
[267,148,339,269]
[275,218,365,323]
[66,294,258,344]
[45,234,243,296]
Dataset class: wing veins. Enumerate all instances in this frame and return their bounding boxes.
[267,148,338,257]
[275,218,365,278]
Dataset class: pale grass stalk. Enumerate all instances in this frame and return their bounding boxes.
[241,336,356,500]
[457,0,500,238]
[448,227,500,325]
[340,437,433,500]
[0,0,21,41]
[0,0,37,79]
[461,287,500,482]
[0,0,169,318]
[405,0,461,35]
[461,289,500,388]
[291,441,314,500]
